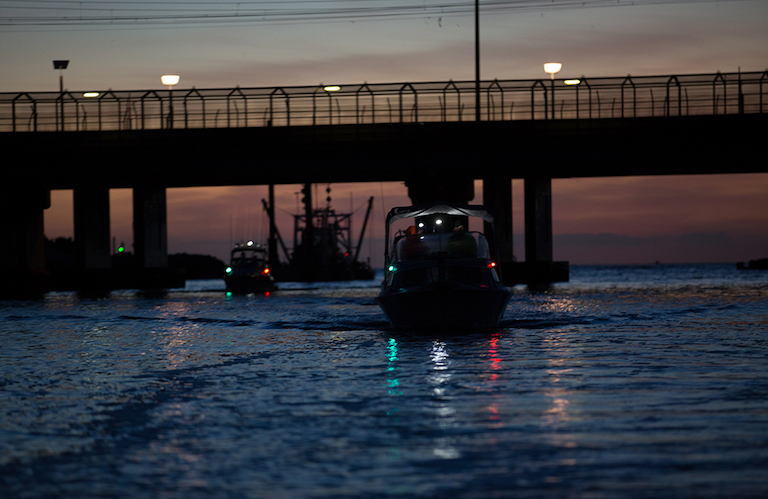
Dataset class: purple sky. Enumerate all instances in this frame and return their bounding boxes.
[3,0,766,265]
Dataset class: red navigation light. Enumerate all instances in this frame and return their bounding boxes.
[487,261,497,268]
[261,268,270,275]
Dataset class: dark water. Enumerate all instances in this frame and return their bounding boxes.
[2,264,767,498]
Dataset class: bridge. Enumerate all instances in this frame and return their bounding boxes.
[2,70,766,297]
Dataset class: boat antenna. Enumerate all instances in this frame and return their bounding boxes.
[354,196,374,262]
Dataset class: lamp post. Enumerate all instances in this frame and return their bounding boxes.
[475,0,480,122]
[543,62,562,120]
[324,85,340,125]
[161,74,180,129]
[53,60,69,131]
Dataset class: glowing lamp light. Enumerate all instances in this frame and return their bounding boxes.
[323,85,341,92]
[564,79,581,86]
[435,219,443,226]
[388,265,396,272]
[544,62,563,120]
[543,62,562,77]
[488,261,497,268]
[418,222,425,228]
[225,267,233,274]
[83,92,100,98]
[161,74,180,87]
[246,240,254,246]
[261,268,270,275]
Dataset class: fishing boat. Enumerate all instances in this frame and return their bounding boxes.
[224,241,276,293]
[376,202,511,329]
[264,191,376,282]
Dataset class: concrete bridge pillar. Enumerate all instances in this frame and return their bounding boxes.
[133,186,168,269]
[73,187,112,271]
[523,176,568,287]
[132,186,183,289]
[73,186,112,291]
[524,177,553,263]
[482,175,514,266]
[0,185,50,298]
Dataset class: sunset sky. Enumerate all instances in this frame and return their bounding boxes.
[2,0,766,266]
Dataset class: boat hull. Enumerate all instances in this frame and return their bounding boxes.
[224,275,275,294]
[376,284,510,330]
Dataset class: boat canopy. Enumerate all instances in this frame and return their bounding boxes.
[385,202,495,226]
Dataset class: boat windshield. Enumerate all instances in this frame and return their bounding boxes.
[393,231,490,262]
[231,250,266,268]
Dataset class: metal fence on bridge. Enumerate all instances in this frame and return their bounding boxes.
[1,71,766,133]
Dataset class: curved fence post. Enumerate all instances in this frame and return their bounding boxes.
[399,83,417,123]
[531,80,547,120]
[580,79,591,119]
[667,76,681,117]
[312,85,322,126]
[713,72,726,115]
[228,87,247,128]
[269,87,289,127]
[622,75,636,118]
[184,88,205,129]
[442,80,460,122]
[486,79,503,121]
[96,90,119,131]
[356,83,375,124]
[66,92,81,131]
[12,93,36,132]
[140,90,163,130]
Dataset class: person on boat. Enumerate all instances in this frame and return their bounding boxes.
[447,221,477,258]
[400,225,430,261]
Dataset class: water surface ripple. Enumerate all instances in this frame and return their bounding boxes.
[1,264,767,498]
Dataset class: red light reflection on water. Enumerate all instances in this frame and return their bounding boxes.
[487,332,504,424]
[489,332,502,381]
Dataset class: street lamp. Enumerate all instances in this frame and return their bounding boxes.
[544,62,562,120]
[475,0,480,122]
[53,60,69,131]
[314,85,342,125]
[161,74,180,129]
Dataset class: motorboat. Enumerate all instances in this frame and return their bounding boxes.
[376,202,511,329]
[224,241,276,293]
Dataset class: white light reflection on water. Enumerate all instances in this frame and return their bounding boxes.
[428,340,459,459]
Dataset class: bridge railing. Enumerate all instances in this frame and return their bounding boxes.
[1,71,765,132]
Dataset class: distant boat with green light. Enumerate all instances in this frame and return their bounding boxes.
[224,241,276,294]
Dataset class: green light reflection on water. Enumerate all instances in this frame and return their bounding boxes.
[387,337,402,403]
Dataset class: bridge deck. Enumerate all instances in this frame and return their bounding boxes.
[3,113,766,190]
